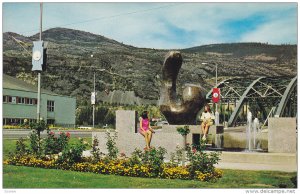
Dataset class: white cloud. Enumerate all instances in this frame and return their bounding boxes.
[240,17,297,44]
[3,2,297,48]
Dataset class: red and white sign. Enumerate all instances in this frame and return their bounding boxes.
[212,88,220,103]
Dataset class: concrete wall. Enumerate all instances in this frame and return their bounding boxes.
[268,117,297,153]
[93,110,216,158]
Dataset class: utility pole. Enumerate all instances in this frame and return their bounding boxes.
[37,2,42,121]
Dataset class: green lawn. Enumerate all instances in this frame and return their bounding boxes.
[3,165,296,188]
[2,138,297,188]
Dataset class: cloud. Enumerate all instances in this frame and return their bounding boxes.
[3,2,297,49]
[240,17,297,44]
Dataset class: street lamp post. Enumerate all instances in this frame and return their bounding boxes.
[91,55,95,129]
[37,3,43,122]
[202,62,219,125]
[215,63,219,125]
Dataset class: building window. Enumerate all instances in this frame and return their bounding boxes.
[47,119,55,125]
[8,96,12,103]
[3,96,7,103]
[4,96,36,105]
[25,98,30,104]
[18,97,25,104]
[47,100,55,112]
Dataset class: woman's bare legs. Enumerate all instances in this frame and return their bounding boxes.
[204,124,210,136]
[140,131,150,149]
[146,130,152,148]
[201,122,205,134]
[201,122,207,140]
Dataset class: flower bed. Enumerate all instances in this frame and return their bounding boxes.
[4,126,223,182]
[4,155,223,181]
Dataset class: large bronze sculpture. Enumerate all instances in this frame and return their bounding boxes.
[159,51,206,124]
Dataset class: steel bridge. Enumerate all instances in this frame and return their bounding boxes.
[206,76,297,127]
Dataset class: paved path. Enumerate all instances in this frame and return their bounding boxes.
[216,162,296,172]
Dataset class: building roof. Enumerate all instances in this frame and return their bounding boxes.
[3,74,60,96]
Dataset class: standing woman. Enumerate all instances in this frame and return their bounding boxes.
[200,104,215,141]
[138,111,155,149]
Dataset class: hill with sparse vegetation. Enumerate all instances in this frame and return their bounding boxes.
[3,27,297,106]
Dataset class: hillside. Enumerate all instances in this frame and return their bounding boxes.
[3,27,297,105]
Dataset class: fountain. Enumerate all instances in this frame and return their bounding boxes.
[246,111,253,151]
[245,111,263,152]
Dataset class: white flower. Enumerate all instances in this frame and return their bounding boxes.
[69,149,72,153]
[58,152,62,156]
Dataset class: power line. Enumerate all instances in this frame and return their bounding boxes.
[19,3,180,35]
[8,35,31,55]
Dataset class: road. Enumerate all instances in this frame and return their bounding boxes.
[2,129,100,139]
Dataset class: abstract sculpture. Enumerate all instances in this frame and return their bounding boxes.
[159,51,206,124]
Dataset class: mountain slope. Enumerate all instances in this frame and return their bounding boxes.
[3,27,297,105]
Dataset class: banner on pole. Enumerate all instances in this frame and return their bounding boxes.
[91,92,96,105]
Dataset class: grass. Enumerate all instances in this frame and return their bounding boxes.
[3,165,296,188]
[3,137,297,188]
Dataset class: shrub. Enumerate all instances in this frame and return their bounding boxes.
[128,147,167,177]
[169,145,184,166]
[29,120,49,155]
[186,143,221,179]
[91,136,104,162]
[28,130,40,155]
[105,131,118,159]
[14,137,28,157]
[43,131,70,155]
[57,132,70,152]
[57,138,88,164]
[176,125,190,136]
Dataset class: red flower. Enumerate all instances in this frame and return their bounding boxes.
[66,132,70,138]
[50,131,55,135]
[192,148,197,153]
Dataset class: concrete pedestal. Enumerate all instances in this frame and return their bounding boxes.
[93,110,217,159]
[268,117,297,153]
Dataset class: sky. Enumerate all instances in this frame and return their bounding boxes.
[2,2,298,49]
